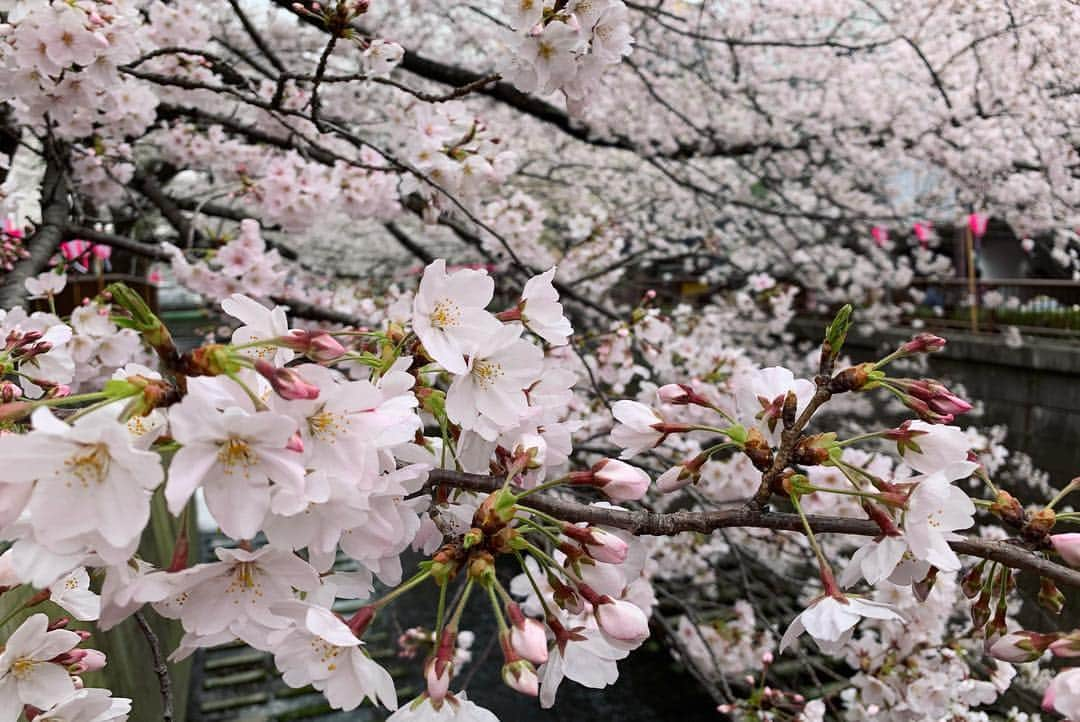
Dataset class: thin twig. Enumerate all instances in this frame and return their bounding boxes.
[134,610,174,722]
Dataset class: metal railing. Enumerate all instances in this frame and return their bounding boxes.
[909,278,1080,335]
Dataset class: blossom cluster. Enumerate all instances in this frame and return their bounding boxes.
[498,0,635,115]
[0,260,659,721]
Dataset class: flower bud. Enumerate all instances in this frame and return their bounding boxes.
[828,363,873,393]
[657,383,692,404]
[656,464,697,493]
[502,660,539,696]
[467,551,496,583]
[961,561,986,599]
[509,617,548,665]
[970,588,991,630]
[346,606,376,638]
[743,428,773,471]
[1049,632,1080,658]
[563,525,628,564]
[0,401,32,422]
[79,649,108,673]
[1051,533,1080,567]
[989,631,1057,663]
[582,459,650,501]
[281,330,347,362]
[593,598,650,645]
[255,360,320,400]
[912,566,938,603]
[1039,578,1065,615]
[424,657,451,703]
[901,333,947,354]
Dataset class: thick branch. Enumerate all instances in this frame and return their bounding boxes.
[0,144,69,309]
[64,226,172,261]
[384,222,435,265]
[426,469,1080,590]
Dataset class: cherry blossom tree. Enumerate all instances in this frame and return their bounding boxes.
[1,1,1080,720]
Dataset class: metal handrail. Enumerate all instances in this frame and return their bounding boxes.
[911,278,1080,289]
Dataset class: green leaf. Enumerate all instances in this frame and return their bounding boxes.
[824,304,854,359]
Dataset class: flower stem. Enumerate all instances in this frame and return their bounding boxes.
[433,579,448,647]
[791,493,840,598]
[836,430,888,447]
[486,582,509,634]
[371,568,433,610]
[514,550,556,619]
[517,516,564,547]
[1047,478,1080,510]
[514,475,571,500]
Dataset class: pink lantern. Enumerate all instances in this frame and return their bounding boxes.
[967,213,988,238]
[913,222,931,249]
[59,239,91,262]
[871,226,889,247]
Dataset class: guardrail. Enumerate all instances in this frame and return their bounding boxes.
[909,278,1080,335]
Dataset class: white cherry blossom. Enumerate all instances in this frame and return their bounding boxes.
[520,267,572,346]
[780,595,904,654]
[0,408,163,565]
[412,260,500,375]
[166,379,305,540]
[445,323,544,441]
[0,614,81,719]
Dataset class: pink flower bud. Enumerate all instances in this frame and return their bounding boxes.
[502,660,539,696]
[1051,533,1080,567]
[901,333,946,354]
[509,618,548,665]
[254,359,320,400]
[656,464,696,493]
[79,649,107,672]
[1049,633,1080,658]
[927,391,972,416]
[588,529,629,564]
[286,431,305,454]
[424,657,451,703]
[283,330,346,362]
[913,222,931,243]
[988,632,1055,663]
[657,384,691,404]
[594,598,650,645]
[590,459,650,501]
[563,525,628,564]
[0,382,21,403]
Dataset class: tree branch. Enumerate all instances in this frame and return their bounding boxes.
[133,610,174,722]
[425,469,1080,590]
[0,141,69,309]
